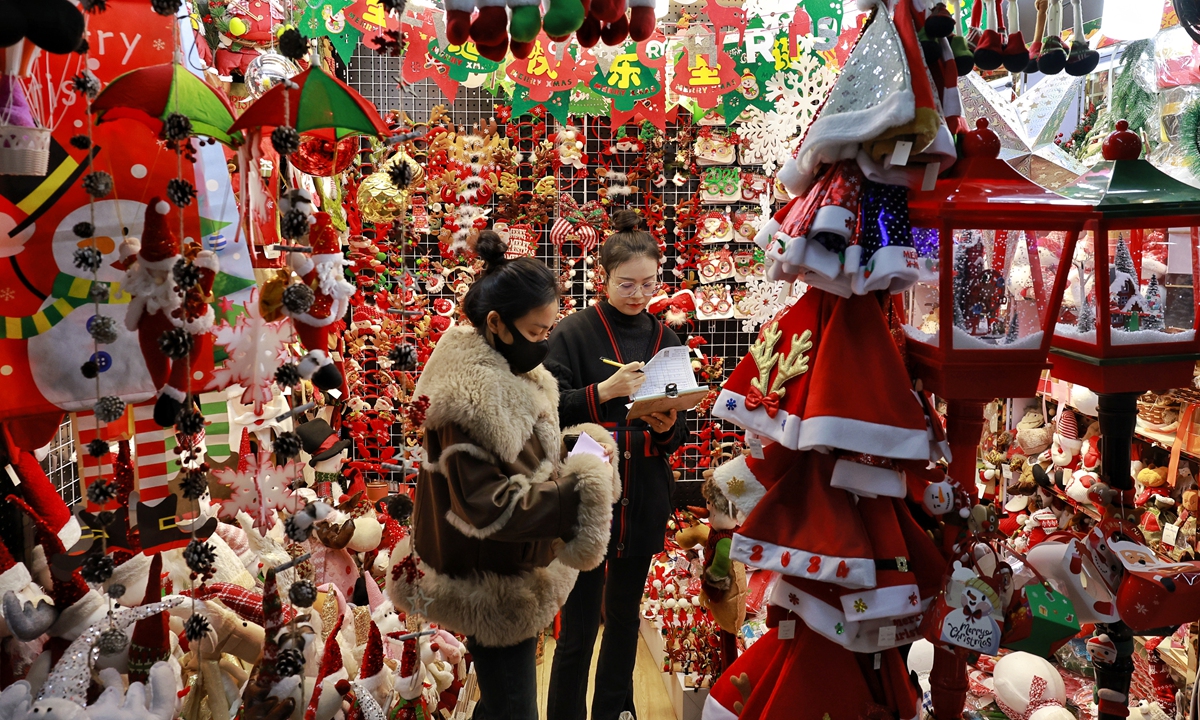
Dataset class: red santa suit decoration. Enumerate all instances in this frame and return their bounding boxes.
[120,198,219,427]
[284,211,355,392]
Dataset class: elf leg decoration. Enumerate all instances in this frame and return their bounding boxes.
[543,0,586,39]
[1027,0,1047,72]
[442,0,476,45]
[950,0,974,76]
[1002,0,1030,73]
[973,0,1003,70]
[1037,0,1067,75]
[589,0,625,25]
[285,212,354,393]
[600,16,630,46]
[468,0,509,49]
[1063,0,1098,76]
[628,0,656,41]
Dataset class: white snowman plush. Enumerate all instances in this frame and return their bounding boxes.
[992,653,1074,720]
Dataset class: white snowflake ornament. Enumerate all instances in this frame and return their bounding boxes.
[209,289,292,416]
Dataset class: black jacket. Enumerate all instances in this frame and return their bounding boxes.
[544,302,690,558]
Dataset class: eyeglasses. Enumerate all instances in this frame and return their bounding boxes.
[613,279,661,298]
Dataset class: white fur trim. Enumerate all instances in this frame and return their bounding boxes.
[48,589,108,640]
[108,551,153,603]
[713,389,932,460]
[0,563,32,599]
[753,218,781,252]
[192,251,219,272]
[181,305,215,335]
[159,385,186,403]
[703,695,741,720]
[555,452,616,572]
[387,541,578,648]
[799,88,916,185]
[563,423,621,502]
[712,454,766,522]
[416,327,561,465]
[729,533,875,589]
[838,583,922,621]
[57,517,82,554]
[122,264,183,324]
[848,245,920,296]
[436,443,497,474]
[830,458,907,499]
[769,579,929,652]
[784,233,843,281]
[777,158,805,197]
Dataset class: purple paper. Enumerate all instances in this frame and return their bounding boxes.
[0,76,37,128]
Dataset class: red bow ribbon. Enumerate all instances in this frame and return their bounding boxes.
[965,607,985,621]
[745,386,781,418]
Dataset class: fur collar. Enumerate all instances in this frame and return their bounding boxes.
[416,326,559,464]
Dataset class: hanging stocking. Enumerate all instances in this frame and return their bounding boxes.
[973,0,1004,70]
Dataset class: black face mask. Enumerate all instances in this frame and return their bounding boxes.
[494,322,549,375]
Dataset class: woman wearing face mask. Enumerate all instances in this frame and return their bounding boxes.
[387,231,621,719]
[545,210,690,720]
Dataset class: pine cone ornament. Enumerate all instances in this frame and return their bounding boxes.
[271,125,301,156]
[81,554,115,584]
[275,363,302,388]
[87,438,111,458]
[82,171,114,199]
[180,471,209,500]
[158,327,193,360]
[278,28,307,61]
[284,515,311,543]
[388,343,418,371]
[281,283,315,314]
[97,627,128,655]
[88,315,118,344]
[288,579,317,608]
[69,135,92,149]
[94,396,126,423]
[184,613,210,642]
[81,0,107,12]
[90,284,110,302]
[167,178,196,208]
[73,247,102,273]
[274,432,302,461]
[73,221,94,239]
[71,73,100,99]
[163,112,193,142]
[150,0,182,15]
[107,583,126,599]
[280,209,310,241]
[173,259,200,289]
[275,647,305,676]
[87,478,118,505]
[176,410,205,435]
[183,539,217,574]
[380,0,405,12]
[387,158,414,189]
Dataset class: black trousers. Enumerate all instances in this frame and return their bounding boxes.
[466,635,538,720]
[546,555,654,720]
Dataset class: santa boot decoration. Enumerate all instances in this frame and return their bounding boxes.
[925,2,954,38]
[1037,0,1067,74]
[285,212,354,394]
[589,0,625,24]
[950,0,974,76]
[468,1,509,50]
[543,0,586,39]
[443,0,476,45]
[973,0,1004,71]
[507,0,543,45]
[600,15,630,46]
[1027,0,1047,72]
[628,0,656,41]
[1063,0,1098,76]
[576,14,603,46]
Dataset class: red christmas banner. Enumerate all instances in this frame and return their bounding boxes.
[505,36,594,103]
[670,46,740,110]
[400,8,460,101]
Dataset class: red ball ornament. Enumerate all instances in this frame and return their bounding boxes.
[290,135,360,176]
[1102,119,1142,161]
[962,118,1001,159]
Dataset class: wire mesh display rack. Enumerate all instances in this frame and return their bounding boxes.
[347,43,776,506]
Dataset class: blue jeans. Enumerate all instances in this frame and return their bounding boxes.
[466,635,539,719]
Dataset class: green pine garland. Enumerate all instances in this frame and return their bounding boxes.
[1111,39,1156,141]
[1180,98,1200,177]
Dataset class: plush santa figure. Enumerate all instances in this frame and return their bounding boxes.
[121,198,218,427]
[284,212,355,393]
[1049,409,1082,472]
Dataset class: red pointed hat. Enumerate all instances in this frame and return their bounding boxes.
[139,198,180,265]
[309,212,342,256]
[728,451,876,589]
[128,553,168,684]
[305,611,348,720]
[714,288,932,461]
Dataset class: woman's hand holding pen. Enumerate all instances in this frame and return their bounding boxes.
[598,360,646,402]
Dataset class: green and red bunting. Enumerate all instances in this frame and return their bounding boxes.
[430,40,502,82]
[670,46,739,110]
[92,63,240,146]
[401,8,460,101]
[298,0,363,63]
[230,66,389,139]
[506,36,594,102]
[588,42,661,113]
[511,85,572,124]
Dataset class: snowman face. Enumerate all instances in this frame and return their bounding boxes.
[962,587,991,616]
[52,200,147,284]
[924,480,955,515]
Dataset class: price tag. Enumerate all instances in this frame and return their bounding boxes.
[747,435,765,459]
[890,140,912,167]
[874,653,882,669]
[877,625,896,646]
[328,389,343,399]
[777,619,796,640]
[5,464,19,486]
[922,163,939,192]
[1162,523,1180,548]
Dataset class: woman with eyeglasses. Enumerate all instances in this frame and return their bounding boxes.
[545,210,690,720]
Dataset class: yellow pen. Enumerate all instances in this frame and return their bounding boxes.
[600,357,644,373]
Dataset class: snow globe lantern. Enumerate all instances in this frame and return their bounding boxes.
[1049,120,1200,394]
[904,118,1090,401]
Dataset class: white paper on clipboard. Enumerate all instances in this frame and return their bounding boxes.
[630,346,698,401]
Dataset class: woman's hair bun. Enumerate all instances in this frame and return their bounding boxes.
[473,229,508,271]
[611,209,644,233]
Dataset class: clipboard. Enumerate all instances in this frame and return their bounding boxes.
[625,383,709,421]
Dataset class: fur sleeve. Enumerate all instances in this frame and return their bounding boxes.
[555,452,616,572]
[562,423,620,504]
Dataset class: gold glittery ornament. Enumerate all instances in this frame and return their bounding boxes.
[358,151,424,224]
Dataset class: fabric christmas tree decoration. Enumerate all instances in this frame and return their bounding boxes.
[702,611,919,720]
[714,288,935,459]
[128,553,170,683]
[284,212,354,394]
[120,198,219,427]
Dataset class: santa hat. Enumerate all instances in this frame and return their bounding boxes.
[364,573,386,613]
[355,622,392,707]
[729,451,876,589]
[309,212,342,257]
[2,432,82,550]
[305,611,350,720]
[128,553,169,683]
[715,288,932,460]
[1057,409,1082,452]
[138,198,181,269]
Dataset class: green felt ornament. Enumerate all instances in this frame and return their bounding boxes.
[430,40,502,82]
[588,44,661,112]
